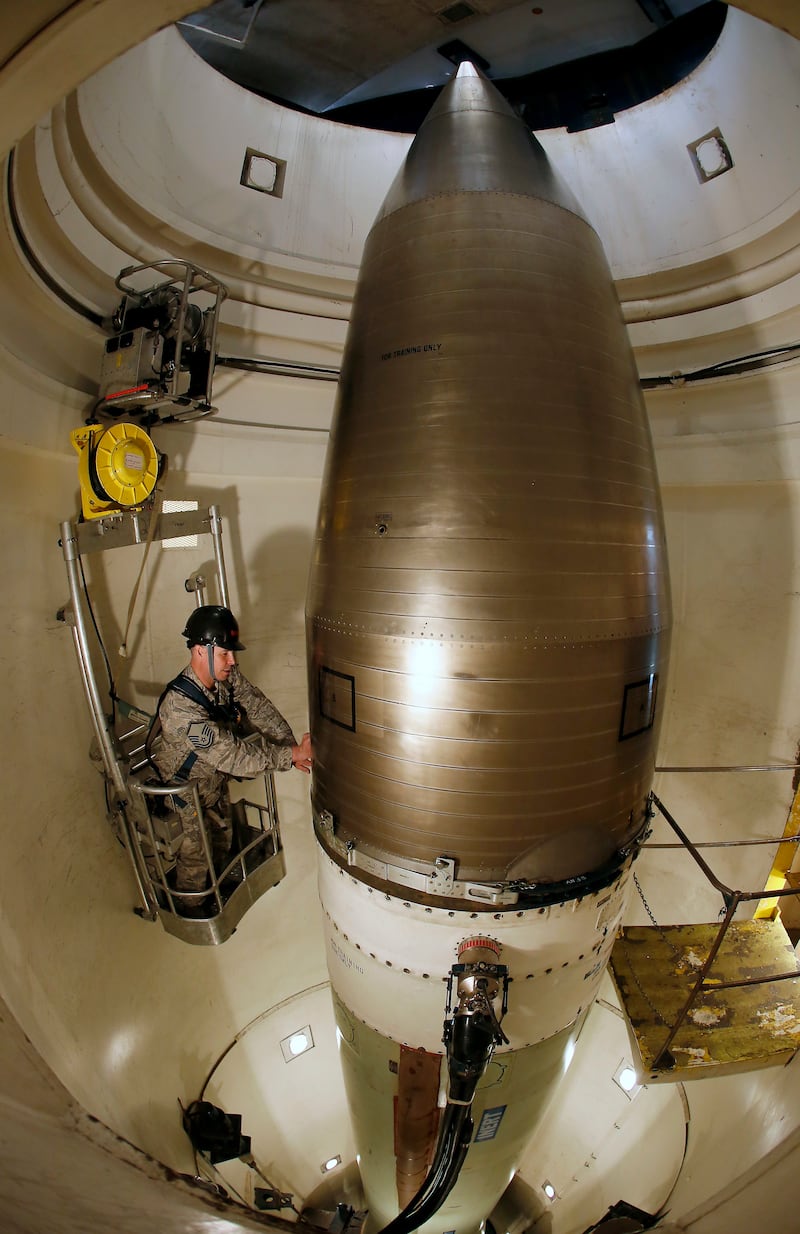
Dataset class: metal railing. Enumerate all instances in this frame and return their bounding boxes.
[647,792,800,1070]
[132,774,282,921]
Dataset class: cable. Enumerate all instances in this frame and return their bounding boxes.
[4,149,105,327]
[216,354,339,382]
[640,342,800,389]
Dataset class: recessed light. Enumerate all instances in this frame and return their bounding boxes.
[542,1180,556,1200]
[280,1025,314,1062]
[321,1154,341,1173]
[618,1065,637,1090]
[613,1059,642,1098]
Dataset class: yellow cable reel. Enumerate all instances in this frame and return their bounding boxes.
[71,422,160,520]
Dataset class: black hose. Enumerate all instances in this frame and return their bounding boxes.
[377,1007,499,1234]
[378,1104,473,1234]
[215,354,339,382]
[5,149,105,327]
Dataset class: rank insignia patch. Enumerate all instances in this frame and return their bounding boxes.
[187,721,215,749]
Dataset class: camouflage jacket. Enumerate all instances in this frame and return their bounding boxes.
[151,664,296,810]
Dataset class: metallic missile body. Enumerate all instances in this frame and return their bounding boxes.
[306,61,671,1234]
[307,63,670,898]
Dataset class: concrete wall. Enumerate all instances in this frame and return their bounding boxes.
[0,3,799,1233]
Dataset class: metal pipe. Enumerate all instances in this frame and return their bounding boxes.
[132,782,182,915]
[650,792,736,900]
[215,355,340,383]
[656,763,800,773]
[117,802,159,919]
[646,835,800,849]
[648,798,800,893]
[208,505,230,607]
[652,895,740,1070]
[698,969,800,993]
[60,520,127,799]
[205,283,227,405]
[135,781,223,914]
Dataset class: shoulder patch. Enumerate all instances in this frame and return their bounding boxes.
[187,721,215,750]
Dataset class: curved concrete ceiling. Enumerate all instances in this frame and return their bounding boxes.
[176,0,718,127]
[2,2,799,158]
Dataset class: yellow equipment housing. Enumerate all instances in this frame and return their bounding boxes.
[71,422,159,520]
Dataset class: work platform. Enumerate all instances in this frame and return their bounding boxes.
[609,918,800,1082]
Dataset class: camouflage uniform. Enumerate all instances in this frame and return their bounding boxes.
[152,664,295,891]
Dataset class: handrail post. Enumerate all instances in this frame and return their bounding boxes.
[651,892,741,1070]
[208,505,229,607]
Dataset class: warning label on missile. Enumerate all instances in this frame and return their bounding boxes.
[475,1105,506,1143]
[380,342,442,361]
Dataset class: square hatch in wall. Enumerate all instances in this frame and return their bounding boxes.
[688,127,734,183]
[241,148,286,198]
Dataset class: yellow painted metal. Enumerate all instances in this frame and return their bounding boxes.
[778,872,800,941]
[609,920,800,1082]
[754,779,800,920]
[93,423,158,506]
[71,423,158,520]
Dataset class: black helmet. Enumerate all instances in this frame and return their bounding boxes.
[182,605,246,651]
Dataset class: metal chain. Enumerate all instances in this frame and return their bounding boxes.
[618,873,683,1027]
[634,873,682,960]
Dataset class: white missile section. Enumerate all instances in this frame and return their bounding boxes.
[321,854,631,1231]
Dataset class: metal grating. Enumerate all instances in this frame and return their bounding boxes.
[610,919,800,1082]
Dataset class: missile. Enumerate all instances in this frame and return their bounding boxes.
[306,62,670,1234]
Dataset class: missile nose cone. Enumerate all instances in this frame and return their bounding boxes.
[424,58,516,121]
[377,60,584,222]
[308,41,670,893]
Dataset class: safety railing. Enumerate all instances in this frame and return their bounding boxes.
[645,791,800,1070]
[134,776,279,910]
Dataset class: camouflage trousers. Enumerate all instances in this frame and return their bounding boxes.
[173,799,233,892]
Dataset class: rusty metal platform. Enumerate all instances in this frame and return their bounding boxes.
[609,919,800,1082]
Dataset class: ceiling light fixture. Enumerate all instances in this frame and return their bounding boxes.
[321,1154,341,1173]
[542,1180,556,1200]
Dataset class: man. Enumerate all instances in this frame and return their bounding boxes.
[150,605,312,914]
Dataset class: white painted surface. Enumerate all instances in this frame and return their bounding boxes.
[318,852,630,1051]
[519,986,688,1231]
[545,10,800,276]
[200,982,354,1208]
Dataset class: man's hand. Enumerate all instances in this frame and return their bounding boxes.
[291,731,313,774]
